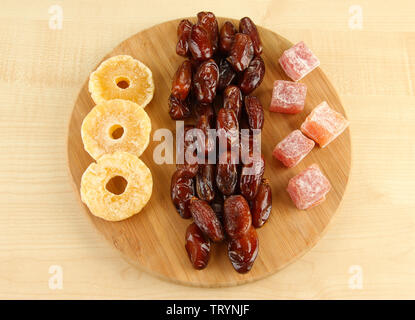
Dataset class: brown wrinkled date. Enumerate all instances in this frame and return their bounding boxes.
[216,107,239,147]
[169,13,268,272]
[189,24,213,61]
[219,21,237,53]
[193,59,219,103]
[223,85,243,120]
[195,110,215,155]
[251,178,272,228]
[217,58,236,92]
[239,17,263,56]
[228,226,259,273]
[171,60,192,101]
[171,169,195,219]
[189,197,224,242]
[239,130,262,157]
[223,195,252,239]
[197,12,219,54]
[240,154,265,200]
[216,150,238,196]
[176,19,193,57]
[168,94,191,120]
[244,96,264,130]
[239,56,265,95]
[185,222,211,269]
[227,33,254,72]
[176,125,199,177]
[196,164,216,202]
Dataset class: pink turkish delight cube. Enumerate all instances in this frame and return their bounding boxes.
[273,130,315,168]
[279,41,320,81]
[286,164,331,210]
[301,101,350,148]
[270,80,307,114]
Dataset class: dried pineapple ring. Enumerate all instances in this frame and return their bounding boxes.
[81,152,153,221]
[89,55,154,107]
[81,99,151,160]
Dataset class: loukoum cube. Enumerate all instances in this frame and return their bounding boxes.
[269,80,307,114]
[273,130,315,168]
[301,101,350,148]
[279,41,320,81]
[286,164,331,210]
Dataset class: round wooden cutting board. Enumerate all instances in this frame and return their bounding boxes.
[67,18,351,287]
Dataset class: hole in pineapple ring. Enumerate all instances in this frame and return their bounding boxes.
[109,124,124,140]
[106,175,128,195]
[115,77,130,89]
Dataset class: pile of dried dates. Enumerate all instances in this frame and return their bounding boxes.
[169,12,271,273]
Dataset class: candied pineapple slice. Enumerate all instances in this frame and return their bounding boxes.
[81,99,151,160]
[89,55,154,107]
[81,152,153,221]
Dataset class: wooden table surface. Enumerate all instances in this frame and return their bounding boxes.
[1,0,414,299]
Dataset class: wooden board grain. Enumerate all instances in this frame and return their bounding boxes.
[67,18,351,287]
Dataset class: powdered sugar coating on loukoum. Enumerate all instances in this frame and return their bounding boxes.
[273,130,315,168]
[301,101,349,148]
[269,80,307,114]
[279,41,320,81]
[286,164,331,210]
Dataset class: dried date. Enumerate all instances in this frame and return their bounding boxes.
[171,60,192,100]
[251,178,272,228]
[171,169,195,219]
[189,24,213,61]
[196,164,216,202]
[223,195,252,239]
[195,110,215,155]
[223,85,243,120]
[217,58,236,92]
[239,56,265,95]
[193,59,219,103]
[226,33,254,72]
[185,222,211,269]
[219,21,236,53]
[239,131,258,156]
[176,125,199,177]
[227,226,259,273]
[197,12,219,54]
[239,154,265,200]
[216,107,239,147]
[216,150,238,196]
[244,96,264,130]
[168,94,191,120]
[176,19,193,57]
[189,197,224,242]
[239,17,262,56]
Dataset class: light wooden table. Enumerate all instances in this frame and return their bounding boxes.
[1,0,414,299]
